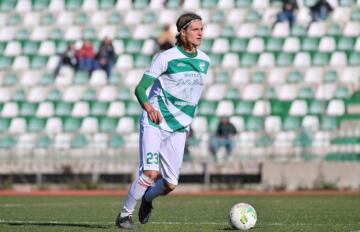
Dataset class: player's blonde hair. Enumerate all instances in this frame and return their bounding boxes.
[175,13,202,47]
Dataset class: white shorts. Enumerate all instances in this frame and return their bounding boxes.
[139,125,186,186]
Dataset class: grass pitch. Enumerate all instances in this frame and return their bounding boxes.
[0,194,359,231]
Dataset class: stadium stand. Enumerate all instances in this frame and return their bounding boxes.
[0,0,359,163]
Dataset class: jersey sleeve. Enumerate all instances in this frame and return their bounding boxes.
[144,52,168,78]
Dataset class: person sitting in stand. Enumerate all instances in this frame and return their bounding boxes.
[77,40,96,74]
[209,117,237,161]
[54,42,78,78]
[95,37,115,78]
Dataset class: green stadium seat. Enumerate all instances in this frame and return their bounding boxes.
[201,0,218,8]
[304,0,317,6]
[64,117,81,132]
[276,52,294,66]
[125,40,142,54]
[291,24,307,38]
[298,86,314,99]
[20,102,38,117]
[28,118,46,132]
[71,133,88,148]
[255,133,273,147]
[235,0,252,7]
[208,53,223,67]
[352,8,360,21]
[66,0,83,10]
[230,38,248,52]
[3,73,17,86]
[91,102,108,117]
[312,52,330,66]
[134,0,148,8]
[235,101,254,115]
[241,53,258,67]
[33,0,50,11]
[74,12,88,25]
[0,118,10,133]
[0,56,14,70]
[349,52,360,66]
[83,27,97,40]
[335,86,350,99]
[109,72,122,85]
[212,10,225,23]
[12,89,26,102]
[245,10,261,22]
[224,87,240,100]
[339,0,355,6]
[0,42,5,54]
[271,100,291,116]
[309,100,327,115]
[143,11,157,23]
[246,116,264,131]
[321,116,338,130]
[15,28,29,41]
[134,54,151,68]
[283,116,302,131]
[198,100,217,116]
[327,23,342,37]
[0,135,16,149]
[215,70,230,83]
[41,13,55,25]
[8,13,22,26]
[331,136,360,145]
[73,71,89,84]
[117,88,132,101]
[338,37,355,52]
[265,87,277,99]
[255,24,271,38]
[251,71,265,83]
[287,69,302,83]
[0,0,16,12]
[108,11,122,24]
[50,28,64,41]
[80,89,96,103]
[302,37,319,52]
[324,70,337,83]
[22,41,39,56]
[31,56,48,69]
[220,25,236,38]
[56,102,73,117]
[100,0,115,9]
[294,130,312,147]
[99,117,117,133]
[109,133,124,148]
[207,116,220,133]
[266,38,284,52]
[36,135,52,148]
[117,26,132,39]
[47,88,62,102]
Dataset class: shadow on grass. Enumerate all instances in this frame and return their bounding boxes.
[0,220,109,229]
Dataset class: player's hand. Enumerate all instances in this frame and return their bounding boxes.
[147,109,162,124]
[144,102,162,124]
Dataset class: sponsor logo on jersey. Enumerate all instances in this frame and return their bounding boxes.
[177,62,187,67]
[199,62,206,71]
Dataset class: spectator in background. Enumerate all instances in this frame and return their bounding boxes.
[54,43,78,78]
[310,0,333,21]
[157,24,175,52]
[95,37,115,78]
[77,40,96,73]
[274,0,297,30]
[209,117,237,161]
[184,127,199,161]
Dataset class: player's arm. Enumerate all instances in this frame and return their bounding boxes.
[134,74,162,124]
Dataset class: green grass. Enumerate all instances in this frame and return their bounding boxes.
[0,195,359,231]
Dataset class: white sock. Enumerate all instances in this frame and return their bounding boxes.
[144,178,169,202]
[120,173,153,217]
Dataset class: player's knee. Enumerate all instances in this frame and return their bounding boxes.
[143,170,158,181]
[164,181,177,193]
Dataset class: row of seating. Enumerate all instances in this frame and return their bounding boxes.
[2,0,360,12]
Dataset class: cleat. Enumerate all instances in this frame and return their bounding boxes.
[115,214,138,230]
[138,190,153,224]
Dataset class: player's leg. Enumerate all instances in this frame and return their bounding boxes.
[116,125,162,229]
[139,130,186,224]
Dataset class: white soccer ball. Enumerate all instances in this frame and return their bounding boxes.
[228,203,257,230]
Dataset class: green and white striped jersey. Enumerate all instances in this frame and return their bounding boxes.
[141,46,210,132]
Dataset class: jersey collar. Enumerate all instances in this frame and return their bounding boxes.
[177,46,197,58]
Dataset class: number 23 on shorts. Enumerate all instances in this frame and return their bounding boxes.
[146,152,160,165]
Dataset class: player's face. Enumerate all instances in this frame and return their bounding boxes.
[183,20,203,47]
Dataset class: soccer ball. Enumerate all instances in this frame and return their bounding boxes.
[228,203,257,230]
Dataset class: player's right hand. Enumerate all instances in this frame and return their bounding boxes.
[148,109,162,124]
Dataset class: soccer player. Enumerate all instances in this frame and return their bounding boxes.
[115,12,210,230]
